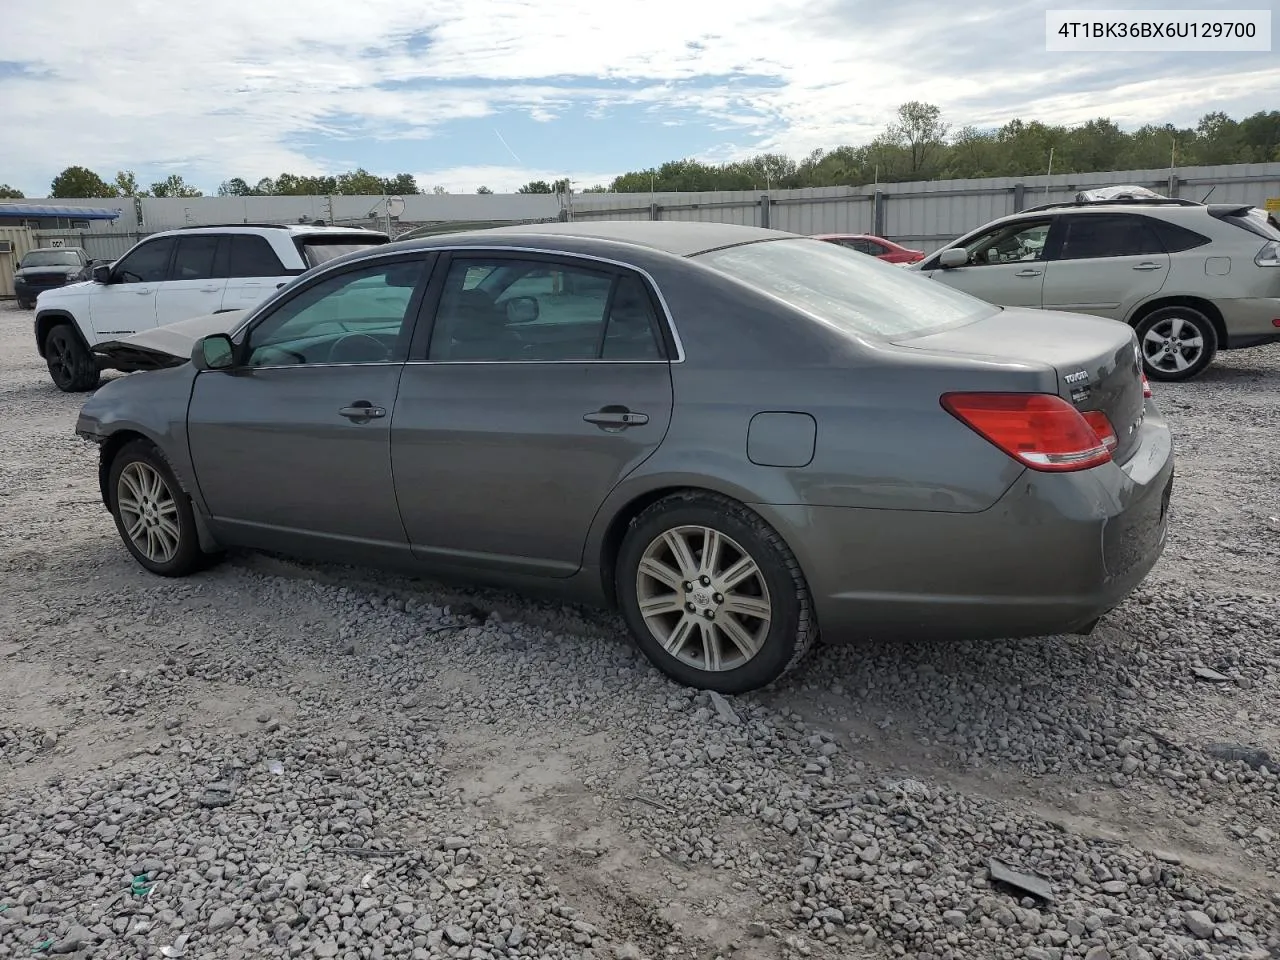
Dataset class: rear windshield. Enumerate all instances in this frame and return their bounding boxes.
[295,235,389,269]
[694,238,996,339]
[22,250,81,267]
[1218,207,1280,241]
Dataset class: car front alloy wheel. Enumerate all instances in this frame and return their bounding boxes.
[616,492,817,693]
[108,440,207,577]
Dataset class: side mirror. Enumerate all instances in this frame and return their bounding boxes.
[505,295,540,324]
[91,263,113,284]
[191,333,236,371]
[939,248,969,269]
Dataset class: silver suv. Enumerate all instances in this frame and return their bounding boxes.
[914,197,1280,381]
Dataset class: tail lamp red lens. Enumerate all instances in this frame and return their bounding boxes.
[941,393,1115,472]
[1141,373,1152,398]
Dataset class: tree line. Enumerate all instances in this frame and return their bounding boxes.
[3,103,1276,201]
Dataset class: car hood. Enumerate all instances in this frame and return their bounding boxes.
[18,266,80,277]
[93,310,247,370]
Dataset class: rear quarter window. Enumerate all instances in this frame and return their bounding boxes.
[1148,218,1212,252]
[296,236,390,269]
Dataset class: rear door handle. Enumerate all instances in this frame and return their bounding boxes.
[1133,262,1164,271]
[200,285,221,293]
[1014,269,1043,277]
[134,288,153,295]
[339,402,386,422]
[584,407,648,429]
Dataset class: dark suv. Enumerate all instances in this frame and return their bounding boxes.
[14,247,95,309]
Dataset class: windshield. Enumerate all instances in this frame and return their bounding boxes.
[694,238,996,339]
[296,237,389,269]
[22,250,80,267]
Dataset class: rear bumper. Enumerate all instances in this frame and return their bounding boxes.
[756,407,1174,643]
[1218,296,1280,349]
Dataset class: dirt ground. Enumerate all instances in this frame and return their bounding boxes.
[1,297,1278,960]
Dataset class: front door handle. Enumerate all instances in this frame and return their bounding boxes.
[584,406,648,430]
[1132,262,1164,271]
[339,401,386,422]
[135,288,153,295]
[1014,268,1043,277]
[200,286,221,293]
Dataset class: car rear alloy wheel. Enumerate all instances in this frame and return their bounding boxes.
[44,323,101,392]
[109,440,206,577]
[617,492,817,692]
[1135,307,1217,382]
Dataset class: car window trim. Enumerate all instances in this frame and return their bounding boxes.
[408,250,672,365]
[230,245,691,366]
[228,251,437,371]
[169,233,222,283]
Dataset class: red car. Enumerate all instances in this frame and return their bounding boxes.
[812,233,925,264]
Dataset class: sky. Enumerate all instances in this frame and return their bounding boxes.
[0,0,1276,197]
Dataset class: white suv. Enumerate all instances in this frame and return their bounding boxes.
[914,198,1280,381]
[34,223,389,391]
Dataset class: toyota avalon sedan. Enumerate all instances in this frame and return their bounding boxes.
[75,221,1173,693]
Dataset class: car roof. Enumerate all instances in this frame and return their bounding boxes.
[164,224,387,237]
[400,220,798,258]
[811,233,880,241]
[27,246,86,253]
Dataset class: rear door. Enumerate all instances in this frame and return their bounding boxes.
[391,251,675,577]
[921,217,1052,307]
[155,234,227,325]
[219,234,292,312]
[1040,214,1170,321]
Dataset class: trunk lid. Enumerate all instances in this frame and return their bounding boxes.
[899,307,1147,463]
[92,310,247,371]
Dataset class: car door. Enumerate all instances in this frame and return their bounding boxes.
[185,253,432,565]
[920,217,1052,308]
[1040,214,1170,321]
[219,234,292,312]
[392,251,675,578]
[154,234,227,324]
[87,236,175,340]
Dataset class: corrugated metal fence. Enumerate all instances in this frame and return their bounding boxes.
[23,161,1280,261]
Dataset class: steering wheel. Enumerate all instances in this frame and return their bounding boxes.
[328,333,388,364]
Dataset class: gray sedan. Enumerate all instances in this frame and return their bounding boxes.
[75,221,1174,693]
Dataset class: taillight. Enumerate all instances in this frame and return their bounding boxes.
[941,393,1114,472]
[1081,410,1118,452]
[1141,372,1152,398]
[1255,240,1280,267]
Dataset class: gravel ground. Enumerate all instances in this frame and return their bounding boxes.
[1,296,1278,960]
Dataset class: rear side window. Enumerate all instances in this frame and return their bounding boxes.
[1056,215,1163,260]
[1148,219,1212,252]
[171,235,219,281]
[296,236,390,269]
[225,235,286,278]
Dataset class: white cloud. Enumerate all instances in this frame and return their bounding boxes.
[414,165,621,194]
[1,0,1276,196]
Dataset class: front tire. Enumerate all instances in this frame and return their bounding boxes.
[108,440,206,577]
[1135,306,1217,382]
[615,491,817,693]
[44,323,101,392]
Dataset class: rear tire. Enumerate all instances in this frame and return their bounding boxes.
[44,323,101,392]
[1135,306,1217,382]
[108,439,208,577]
[615,491,817,693]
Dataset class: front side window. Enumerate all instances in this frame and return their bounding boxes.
[958,219,1052,266]
[696,237,996,339]
[114,237,176,283]
[171,235,220,281]
[246,259,425,366]
[1056,214,1163,260]
[428,257,663,361]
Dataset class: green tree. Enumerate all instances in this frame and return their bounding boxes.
[885,101,950,176]
[517,180,554,193]
[431,185,449,195]
[476,185,493,194]
[50,165,116,198]
[217,177,256,196]
[149,174,203,198]
[112,170,149,197]
[0,184,23,199]
[383,173,420,195]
